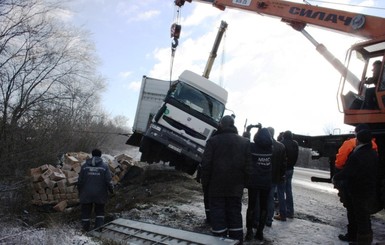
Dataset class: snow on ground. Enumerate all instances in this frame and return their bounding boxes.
[249,168,385,245]
[1,161,384,245]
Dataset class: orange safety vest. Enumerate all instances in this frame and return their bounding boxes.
[335,137,378,170]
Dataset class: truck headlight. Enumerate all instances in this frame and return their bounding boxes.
[197,147,204,154]
[150,124,161,131]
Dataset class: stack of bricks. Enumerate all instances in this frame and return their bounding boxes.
[29,152,135,211]
[29,164,78,210]
[108,153,134,185]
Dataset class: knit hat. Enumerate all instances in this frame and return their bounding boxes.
[356,129,372,144]
[354,124,370,133]
[283,130,293,140]
[92,149,102,157]
[219,115,235,129]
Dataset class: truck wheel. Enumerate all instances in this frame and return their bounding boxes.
[170,155,183,170]
[184,161,199,175]
[140,151,148,162]
[139,137,154,163]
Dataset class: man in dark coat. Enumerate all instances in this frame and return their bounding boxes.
[78,149,114,231]
[244,127,273,242]
[266,127,287,226]
[333,129,379,244]
[201,115,251,244]
[276,130,298,220]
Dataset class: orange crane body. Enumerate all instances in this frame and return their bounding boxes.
[177,0,385,206]
[211,0,385,39]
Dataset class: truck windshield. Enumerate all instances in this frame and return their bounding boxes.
[169,82,225,122]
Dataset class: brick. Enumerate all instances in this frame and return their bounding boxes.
[31,200,42,205]
[66,185,75,193]
[115,153,133,163]
[45,188,53,195]
[40,193,48,201]
[53,200,68,212]
[49,170,66,181]
[77,152,90,162]
[33,182,44,192]
[56,179,67,189]
[30,167,42,176]
[72,162,81,173]
[67,176,78,185]
[40,164,49,172]
[62,164,72,171]
[43,178,56,189]
[32,193,40,200]
[41,169,53,180]
[64,155,79,165]
[62,170,78,179]
[47,194,54,201]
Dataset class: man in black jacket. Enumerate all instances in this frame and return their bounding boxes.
[201,115,251,244]
[78,149,114,232]
[244,127,273,242]
[333,129,379,244]
[275,130,298,220]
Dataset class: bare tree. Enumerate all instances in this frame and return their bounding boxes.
[322,122,340,135]
[0,0,107,174]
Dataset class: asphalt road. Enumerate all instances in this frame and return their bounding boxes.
[292,167,385,244]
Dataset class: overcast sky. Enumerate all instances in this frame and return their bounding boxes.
[66,0,385,136]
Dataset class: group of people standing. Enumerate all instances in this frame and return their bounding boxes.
[74,117,381,245]
[200,115,299,244]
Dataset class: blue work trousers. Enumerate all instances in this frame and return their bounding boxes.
[285,169,294,217]
[267,182,287,224]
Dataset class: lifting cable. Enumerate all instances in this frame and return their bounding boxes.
[170,1,184,82]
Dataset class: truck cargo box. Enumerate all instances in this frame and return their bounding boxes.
[126,76,170,146]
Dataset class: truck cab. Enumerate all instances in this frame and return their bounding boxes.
[132,70,228,174]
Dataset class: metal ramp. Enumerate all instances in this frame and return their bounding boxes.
[88,218,239,245]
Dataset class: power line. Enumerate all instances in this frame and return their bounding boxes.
[308,0,385,11]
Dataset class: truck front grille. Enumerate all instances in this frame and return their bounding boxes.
[163,116,206,140]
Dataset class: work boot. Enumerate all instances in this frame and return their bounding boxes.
[274,214,286,221]
[94,217,105,230]
[81,220,90,232]
[338,233,356,242]
[356,233,373,245]
[255,230,263,241]
[244,229,253,241]
[205,211,211,225]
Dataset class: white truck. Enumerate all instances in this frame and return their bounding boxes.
[126,70,228,174]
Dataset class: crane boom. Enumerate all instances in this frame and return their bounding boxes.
[202,20,228,79]
[187,0,385,39]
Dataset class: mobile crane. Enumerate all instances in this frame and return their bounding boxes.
[175,0,385,208]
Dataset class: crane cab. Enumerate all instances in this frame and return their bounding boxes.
[340,38,385,128]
